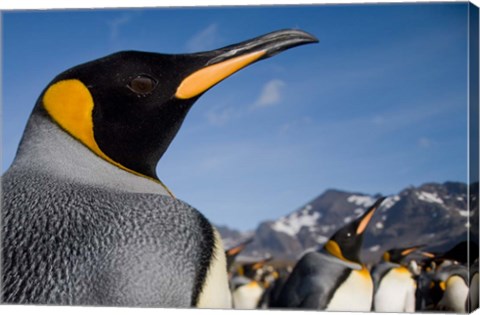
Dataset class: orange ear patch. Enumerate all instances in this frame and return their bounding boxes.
[325,240,345,260]
[43,79,100,152]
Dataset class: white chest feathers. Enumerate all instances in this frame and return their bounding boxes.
[326,268,373,312]
[438,275,469,313]
[232,281,264,309]
[196,229,232,308]
[374,267,416,312]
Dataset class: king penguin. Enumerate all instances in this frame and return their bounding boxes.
[1,29,318,307]
[372,245,424,312]
[431,263,469,312]
[470,258,479,311]
[225,238,254,272]
[231,256,272,309]
[271,197,386,311]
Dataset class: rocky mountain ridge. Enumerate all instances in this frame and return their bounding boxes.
[218,181,472,263]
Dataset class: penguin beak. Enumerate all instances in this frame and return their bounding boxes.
[355,197,386,235]
[226,238,253,256]
[175,29,318,99]
[421,251,436,258]
[252,256,273,270]
[400,245,424,257]
[226,245,246,257]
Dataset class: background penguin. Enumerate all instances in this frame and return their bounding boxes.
[415,251,463,311]
[257,266,291,309]
[225,238,253,272]
[1,29,318,307]
[271,197,386,311]
[231,256,272,309]
[441,240,479,267]
[431,264,469,312]
[415,240,478,311]
[372,245,424,312]
[470,258,479,311]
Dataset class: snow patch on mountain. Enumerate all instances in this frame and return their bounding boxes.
[320,225,336,233]
[382,195,401,210]
[354,208,364,215]
[272,205,320,236]
[316,235,329,243]
[347,195,376,207]
[375,222,384,229]
[416,191,444,204]
[344,216,353,224]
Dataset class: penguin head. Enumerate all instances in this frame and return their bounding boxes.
[226,238,254,271]
[36,30,318,182]
[441,240,478,266]
[323,197,386,264]
[429,264,469,306]
[382,245,424,264]
[238,256,273,280]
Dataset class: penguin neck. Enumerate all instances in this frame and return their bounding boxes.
[11,110,172,196]
[317,250,363,270]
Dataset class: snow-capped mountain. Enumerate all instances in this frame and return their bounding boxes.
[218,181,474,263]
[216,224,254,250]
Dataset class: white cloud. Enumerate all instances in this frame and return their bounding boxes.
[205,106,234,126]
[186,24,219,52]
[253,79,286,109]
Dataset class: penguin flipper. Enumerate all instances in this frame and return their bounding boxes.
[298,292,324,309]
[272,252,337,309]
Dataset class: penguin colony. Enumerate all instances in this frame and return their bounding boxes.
[1,29,477,312]
[225,212,478,313]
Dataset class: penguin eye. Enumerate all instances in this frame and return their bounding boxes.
[128,75,157,95]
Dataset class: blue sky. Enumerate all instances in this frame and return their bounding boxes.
[2,3,470,230]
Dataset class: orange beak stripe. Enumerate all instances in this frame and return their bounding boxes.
[175,50,266,99]
[356,207,376,235]
[401,247,419,256]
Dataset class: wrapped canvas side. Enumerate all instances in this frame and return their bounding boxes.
[469,2,479,313]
